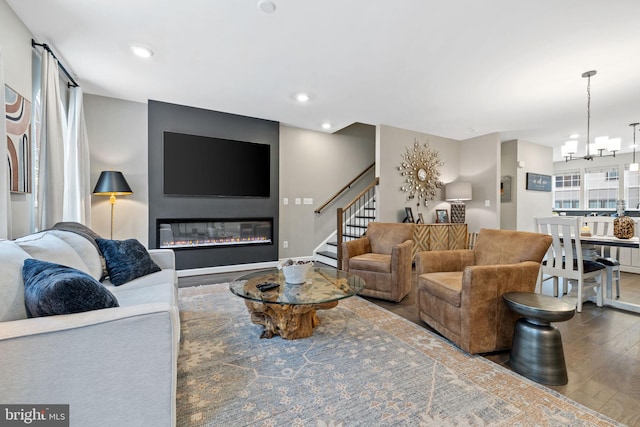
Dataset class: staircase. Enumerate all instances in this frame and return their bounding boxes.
[314,194,377,267]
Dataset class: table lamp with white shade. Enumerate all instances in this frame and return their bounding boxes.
[445,181,472,224]
[92,171,133,239]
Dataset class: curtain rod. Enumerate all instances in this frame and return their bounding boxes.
[31,39,79,88]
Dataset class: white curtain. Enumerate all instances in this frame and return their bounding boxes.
[63,86,91,225]
[35,51,65,230]
[0,46,12,239]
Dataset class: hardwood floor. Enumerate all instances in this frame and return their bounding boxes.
[179,268,640,426]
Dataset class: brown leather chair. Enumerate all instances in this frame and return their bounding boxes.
[341,222,414,302]
[415,228,552,354]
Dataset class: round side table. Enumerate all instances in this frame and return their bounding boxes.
[502,292,576,385]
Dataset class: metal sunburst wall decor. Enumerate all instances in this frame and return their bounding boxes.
[398,140,444,207]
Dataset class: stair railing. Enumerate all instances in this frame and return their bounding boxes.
[336,177,379,269]
[314,162,375,214]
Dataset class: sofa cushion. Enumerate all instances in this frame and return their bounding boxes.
[22,259,119,318]
[419,271,463,307]
[15,232,92,276]
[0,241,31,321]
[110,281,177,307]
[96,239,162,286]
[47,230,104,280]
[349,253,392,273]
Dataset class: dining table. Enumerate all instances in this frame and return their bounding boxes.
[579,234,640,313]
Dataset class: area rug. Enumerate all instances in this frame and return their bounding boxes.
[176,284,622,427]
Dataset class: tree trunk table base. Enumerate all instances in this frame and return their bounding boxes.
[244,300,339,339]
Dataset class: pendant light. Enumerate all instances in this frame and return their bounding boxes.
[630,123,639,172]
[562,70,620,161]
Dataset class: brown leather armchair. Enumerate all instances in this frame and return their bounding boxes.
[415,228,552,354]
[341,222,414,302]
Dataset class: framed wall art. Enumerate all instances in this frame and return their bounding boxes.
[5,85,32,193]
[526,173,551,192]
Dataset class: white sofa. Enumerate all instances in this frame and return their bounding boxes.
[0,227,179,427]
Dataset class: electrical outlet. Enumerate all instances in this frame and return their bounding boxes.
[485,200,490,207]
[283,198,288,205]
[283,241,288,248]
[295,198,301,205]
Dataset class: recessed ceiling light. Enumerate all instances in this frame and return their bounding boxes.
[295,93,310,103]
[257,0,276,13]
[131,45,153,59]
[569,134,579,139]
[322,122,332,130]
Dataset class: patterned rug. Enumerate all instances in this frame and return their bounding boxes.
[177,284,622,427]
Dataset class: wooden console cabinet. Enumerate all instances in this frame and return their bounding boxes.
[412,223,468,259]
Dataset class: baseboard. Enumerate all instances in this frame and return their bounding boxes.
[176,256,315,277]
[177,261,279,277]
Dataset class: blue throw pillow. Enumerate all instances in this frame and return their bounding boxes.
[96,238,162,286]
[22,259,119,318]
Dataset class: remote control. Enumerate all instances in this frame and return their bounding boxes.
[257,282,279,292]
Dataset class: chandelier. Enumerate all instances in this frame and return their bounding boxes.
[561,70,621,162]
[631,122,639,172]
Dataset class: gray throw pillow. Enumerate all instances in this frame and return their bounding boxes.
[22,259,119,318]
[96,238,162,286]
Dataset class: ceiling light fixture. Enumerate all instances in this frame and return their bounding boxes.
[257,0,276,13]
[131,45,153,59]
[561,70,620,162]
[295,93,310,103]
[630,123,639,172]
[321,122,332,130]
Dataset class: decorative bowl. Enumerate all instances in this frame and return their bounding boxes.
[280,261,313,284]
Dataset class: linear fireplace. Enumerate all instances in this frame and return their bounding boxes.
[156,218,273,250]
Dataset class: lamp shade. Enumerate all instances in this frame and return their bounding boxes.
[92,171,133,195]
[445,181,472,202]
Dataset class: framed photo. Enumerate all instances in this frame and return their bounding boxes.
[436,209,449,223]
[417,213,425,224]
[403,207,415,223]
[526,173,552,192]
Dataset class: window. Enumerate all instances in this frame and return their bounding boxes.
[624,165,640,210]
[553,172,580,209]
[585,166,619,209]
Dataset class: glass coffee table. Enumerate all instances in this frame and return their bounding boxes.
[229,267,365,340]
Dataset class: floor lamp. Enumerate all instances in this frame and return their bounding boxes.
[92,171,133,239]
[445,182,472,224]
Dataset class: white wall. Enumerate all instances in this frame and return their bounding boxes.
[500,140,517,229]
[377,124,460,224]
[0,0,34,238]
[279,123,375,258]
[377,125,501,233]
[515,140,553,231]
[84,94,149,244]
[500,139,553,231]
[459,133,501,232]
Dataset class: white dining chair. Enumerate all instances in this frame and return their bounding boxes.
[534,216,606,312]
[582,216,621,299]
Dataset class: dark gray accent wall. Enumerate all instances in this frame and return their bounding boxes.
[148,100,279,269]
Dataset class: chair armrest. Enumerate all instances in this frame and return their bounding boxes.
[460,261,542,353]
[0,304,179,426]
[391,239,414,267]
[341,237,372,268]
[149,249,175,270]
[414,249,475,275]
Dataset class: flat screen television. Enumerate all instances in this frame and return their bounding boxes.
[163,131,270,197]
